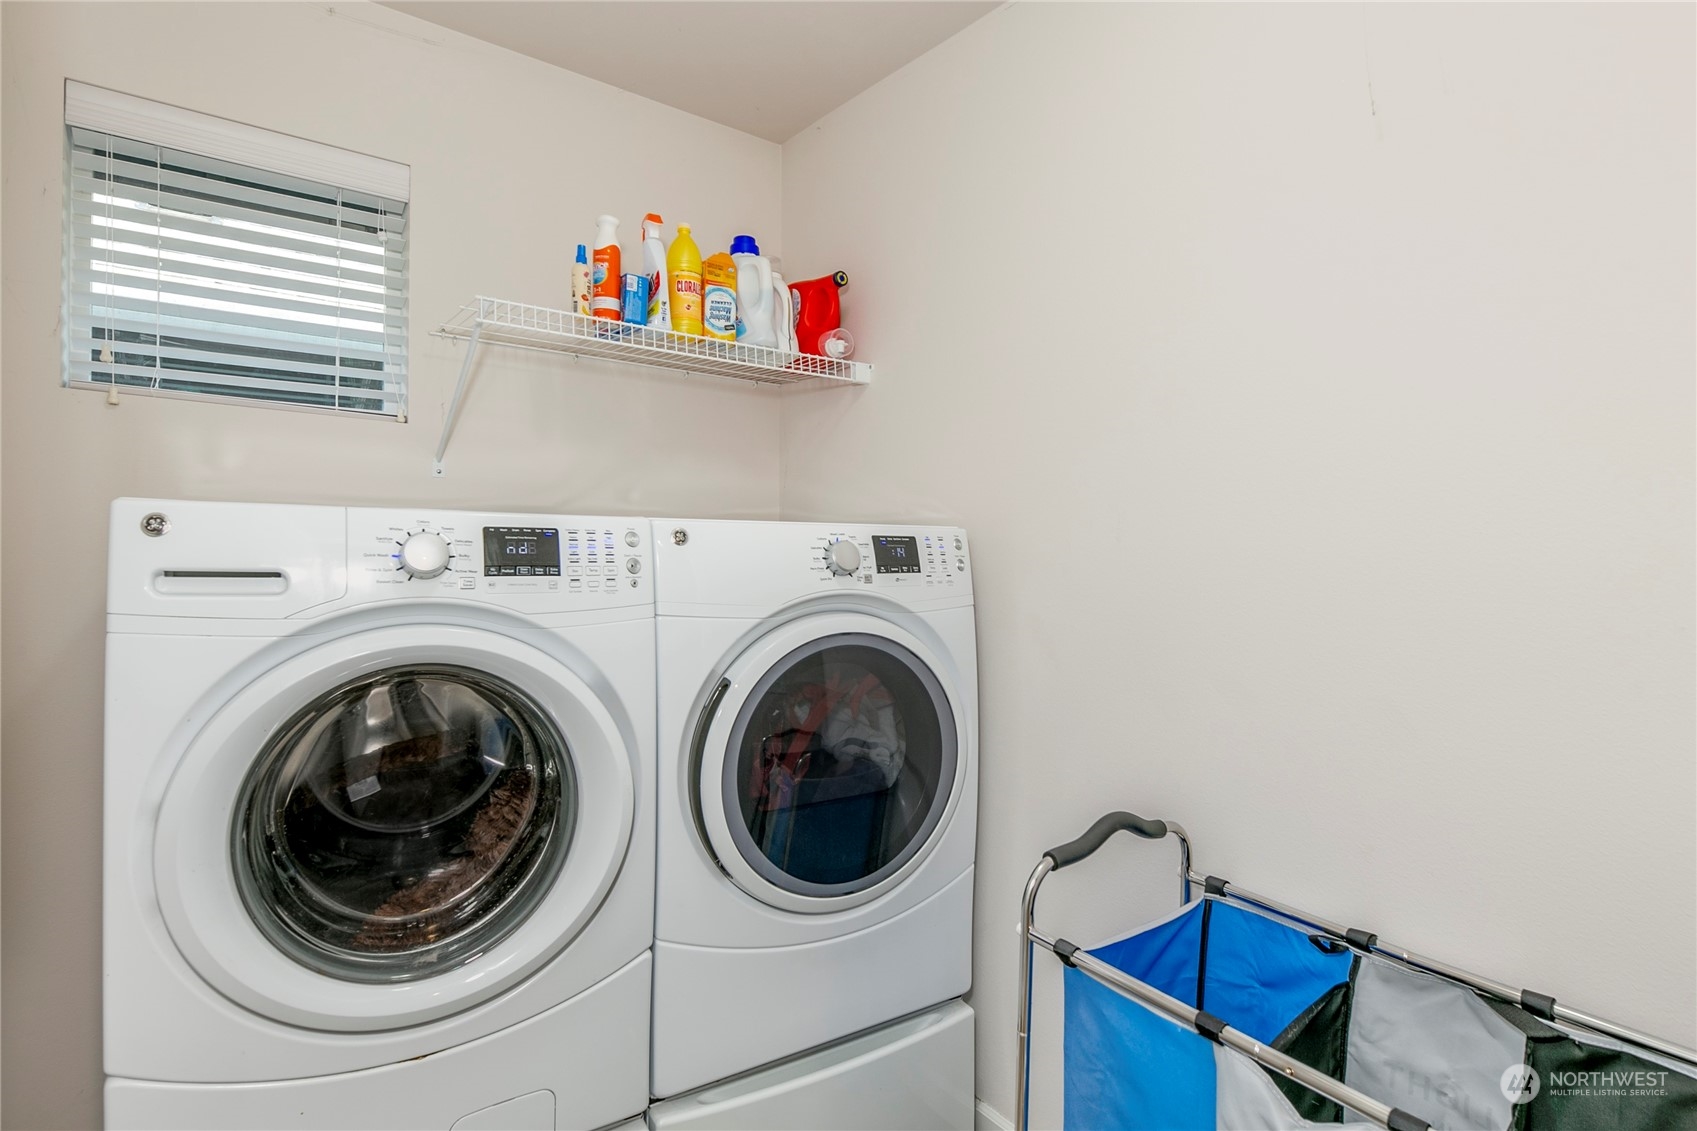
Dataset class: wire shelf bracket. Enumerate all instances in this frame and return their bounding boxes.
[429,296,871,475]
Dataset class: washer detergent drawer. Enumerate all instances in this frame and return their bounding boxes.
[450,1090,553,1130]
[648,999,974,1131]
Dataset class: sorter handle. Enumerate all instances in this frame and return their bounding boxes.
[1044,811,1170,870]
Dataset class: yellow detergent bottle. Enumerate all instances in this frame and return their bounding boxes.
[702,252,738,342]
[668,224,704,335]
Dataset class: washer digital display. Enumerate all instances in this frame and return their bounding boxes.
[873,535,921,574]
[483,527,561,576]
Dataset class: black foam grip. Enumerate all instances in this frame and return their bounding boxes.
[1194,1010,1227,1044]
[1053,939,1080,968]
[1204,875,1229,896]
[1387,1108,1430,1131]
[1521,989,1558,1020]
[1045,811,1170,870]
[1344,928,1379,951]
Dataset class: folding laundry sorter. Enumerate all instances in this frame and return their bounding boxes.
[1018,810,1697,1131]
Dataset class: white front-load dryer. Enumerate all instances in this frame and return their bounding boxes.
[103,499,655,1130]
[648,519,978,1100]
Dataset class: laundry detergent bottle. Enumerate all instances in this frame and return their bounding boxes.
[770,258,797,353]
[591,214,622,321]
[668,224,704,335]
[702,252,738,342]
[729,234,780,348]
[729,235,776,348]
[791,270,848,355]
[642,213,670,330]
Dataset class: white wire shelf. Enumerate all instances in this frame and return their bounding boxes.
[429,296,871,474]
[438,296,871,385]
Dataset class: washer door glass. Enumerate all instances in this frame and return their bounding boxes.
[722,634,957,897]
[234,664,573,982]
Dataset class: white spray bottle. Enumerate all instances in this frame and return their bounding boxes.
[641,213,670,330]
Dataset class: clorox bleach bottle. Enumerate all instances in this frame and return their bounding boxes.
[642,213,670,330]
[668,224,704,335]
[729,235,776,348]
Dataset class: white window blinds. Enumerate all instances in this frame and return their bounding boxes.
[63,82,410,418]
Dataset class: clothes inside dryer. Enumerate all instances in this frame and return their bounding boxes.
[234,665,575,982]
[730,638,955,891]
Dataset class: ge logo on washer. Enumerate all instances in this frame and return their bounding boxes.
[1501,1064,1541,1104]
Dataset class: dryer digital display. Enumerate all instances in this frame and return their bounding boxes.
[483,527,561,576]
[873,536,921,574]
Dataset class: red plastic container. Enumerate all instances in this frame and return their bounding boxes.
[790,271,849,357]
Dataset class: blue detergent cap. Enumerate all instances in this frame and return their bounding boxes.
[730,235,759,256]
[575,243,587,263]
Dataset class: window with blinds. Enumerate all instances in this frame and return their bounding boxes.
[63,85,409,418]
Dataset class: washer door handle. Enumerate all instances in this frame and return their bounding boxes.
[688,677,733,875]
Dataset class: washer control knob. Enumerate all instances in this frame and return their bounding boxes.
[624,530,640,547]
[400,532,450,579]
[826,538,862,576]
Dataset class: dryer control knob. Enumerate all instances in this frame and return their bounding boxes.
[400,532,451,579]
[826,538,862,576]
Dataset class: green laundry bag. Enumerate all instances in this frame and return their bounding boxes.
[1488,1001,1697,1131]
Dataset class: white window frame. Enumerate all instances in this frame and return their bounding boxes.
[62,81,411,420]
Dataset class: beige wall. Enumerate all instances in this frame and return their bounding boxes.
[779,3,1696,1124]
[0,9,6,1115]
[0,4,783,1126]
[6,3,1695,1127]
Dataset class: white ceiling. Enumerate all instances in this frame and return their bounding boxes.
[379,1,1000,143]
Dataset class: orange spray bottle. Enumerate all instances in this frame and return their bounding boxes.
[591,214,622,320]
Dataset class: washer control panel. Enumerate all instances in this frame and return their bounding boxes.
[349,509,647,606]
[482,526,561,577]
[809,528,968,589]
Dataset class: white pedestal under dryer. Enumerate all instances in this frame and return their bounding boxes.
[103,499,656,1130]
[647,999,975,1131]
[648,518,978,1107]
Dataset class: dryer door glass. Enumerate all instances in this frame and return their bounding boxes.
[721,634,957,897]
[234,665,574,982]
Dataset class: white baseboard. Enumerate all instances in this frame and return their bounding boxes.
[974,1098,1014,1131]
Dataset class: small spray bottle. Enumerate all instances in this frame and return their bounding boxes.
[572,244,591,316]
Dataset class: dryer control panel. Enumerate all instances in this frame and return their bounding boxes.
[349,509,648,609]
[808,528,968,591]
[648,519,971,610]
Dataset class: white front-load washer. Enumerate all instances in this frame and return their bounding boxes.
[648,519,978,1101]
[104,499,655,1130]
